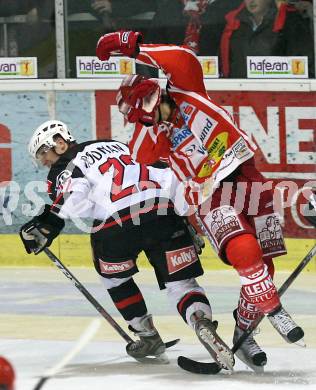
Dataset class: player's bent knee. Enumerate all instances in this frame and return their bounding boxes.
[165,278,202,305]
[100,275,132,290]
[225,233,263,271]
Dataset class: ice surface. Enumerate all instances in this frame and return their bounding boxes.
[1,268,315,390]
[2,339,315,390]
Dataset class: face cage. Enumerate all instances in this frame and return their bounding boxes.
[35,144,53,160]
[31,141,56,168]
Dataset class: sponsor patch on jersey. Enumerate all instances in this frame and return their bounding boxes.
[179,102,196,124]
[254,214,286,257]
[184,143,197,156]
[190,111,217,144]
[197,132,228,178]
[204,206,244,247]
[200,117,216,143]
[215,148,234,173]
[166,245,198,274]
[233,138,251,159]
[208,132,228,158]
[99,259,134,275]
[171,125,192,149]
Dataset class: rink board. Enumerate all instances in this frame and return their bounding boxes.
[0,234,315,272]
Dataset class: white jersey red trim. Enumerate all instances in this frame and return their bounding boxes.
[47,140,186,223]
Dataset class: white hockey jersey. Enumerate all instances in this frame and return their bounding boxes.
[47,140,185,230]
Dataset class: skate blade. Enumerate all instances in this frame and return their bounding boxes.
[135,352,169,365]
[199,328,235,372]
[235,350,265,374]
[294,338,306,348]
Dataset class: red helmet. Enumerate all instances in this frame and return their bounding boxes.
[116,75,161,124]
[0,357,15,390]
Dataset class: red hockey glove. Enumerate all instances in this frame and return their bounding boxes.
[96,30,143,61]
[126,80,158,107]
[126,106,156,124]
[118,78,161,124]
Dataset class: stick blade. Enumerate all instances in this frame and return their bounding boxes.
[165,338,180,349]
[177,356,222,375]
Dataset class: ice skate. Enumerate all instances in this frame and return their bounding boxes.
[192,311,235,371]
[233,324,267,373]
[268,306,305,345]
[232,309,267,373]
[126,314,168,364]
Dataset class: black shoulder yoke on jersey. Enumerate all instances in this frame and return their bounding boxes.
[46,139,125,202]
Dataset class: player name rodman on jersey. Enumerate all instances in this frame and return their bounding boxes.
[79,143,126,168]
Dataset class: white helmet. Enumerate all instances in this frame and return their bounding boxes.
[28,120,75,162]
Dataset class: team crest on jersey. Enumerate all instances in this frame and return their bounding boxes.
[180,102,196,124]
[255,214,286,257]
[55,169,72,194]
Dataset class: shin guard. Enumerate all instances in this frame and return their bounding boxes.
[226,234,280,315]
[108,278,147,323]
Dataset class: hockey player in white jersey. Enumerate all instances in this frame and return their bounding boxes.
[19,120,234,370]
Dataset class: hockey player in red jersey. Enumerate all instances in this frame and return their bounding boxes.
[19,120,234,370]
[0,356,15,390]
[96,30,305,372]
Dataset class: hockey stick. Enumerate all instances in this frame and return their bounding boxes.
[43,248,179,349]
[43,248,133,342]
[177,243,316,374]
[33,318,101,390]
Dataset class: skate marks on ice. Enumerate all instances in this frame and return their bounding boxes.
[2,340,315,390]
[64,343,315,386]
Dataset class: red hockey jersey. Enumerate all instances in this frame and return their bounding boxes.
[129,44,256,192]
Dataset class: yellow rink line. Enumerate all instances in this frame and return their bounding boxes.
[0,234,315,272]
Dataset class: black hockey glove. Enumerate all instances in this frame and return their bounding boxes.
[183,218,205,255]
[19,205,65,254]
[304,191,316,227]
